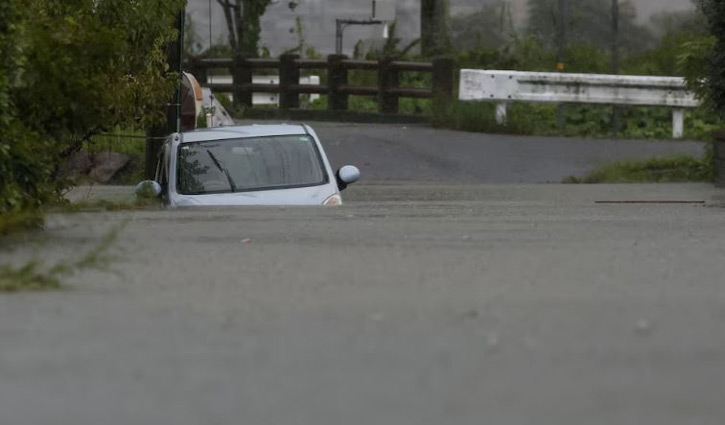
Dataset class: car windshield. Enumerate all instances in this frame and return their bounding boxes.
[177,135,327,195]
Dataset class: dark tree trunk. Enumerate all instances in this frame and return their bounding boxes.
[420,0,451,58]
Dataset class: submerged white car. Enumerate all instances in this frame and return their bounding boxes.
[137,124,360,206]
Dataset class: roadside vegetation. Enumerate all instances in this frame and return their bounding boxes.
[1,0,183,290]
[1,0,183,224]
[563,154,714,184]
[201,1,721,144]
[0,222,124,293]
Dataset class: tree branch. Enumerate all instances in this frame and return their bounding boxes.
[216,0,238,52]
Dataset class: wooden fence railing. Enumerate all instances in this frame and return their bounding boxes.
[187,54,455,117]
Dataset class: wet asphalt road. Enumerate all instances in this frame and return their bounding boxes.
[2,183,725,425]
[301,122,705,183]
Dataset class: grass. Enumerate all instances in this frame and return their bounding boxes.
[563,155,714,183]
[0,221,125,293]
[432,101,722,140]
[1,189,158,293]
[0,209,45,235]
[88,128,146,156]
[55,197,162,213]
[0,261,62,292]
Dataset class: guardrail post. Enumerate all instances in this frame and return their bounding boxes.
[232,55,252,109]
[280,54,300,110]
[328,54,349,111]
[495,102,508,125]
[672,108,685,139]
[432,57,455,113]
[379,57,399,114]
[557,105,566,133]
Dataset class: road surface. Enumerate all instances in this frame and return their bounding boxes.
[293,121,705,183]
[2,183,725,425]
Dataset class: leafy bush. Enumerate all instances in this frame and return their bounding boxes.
[691,1,725,119]
[1,0,185,216]
[564,155,714,183]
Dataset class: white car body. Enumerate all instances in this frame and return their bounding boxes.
[147,124,358,207]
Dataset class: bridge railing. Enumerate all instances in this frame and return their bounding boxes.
[186,54,455,119]
[459,70,699,138]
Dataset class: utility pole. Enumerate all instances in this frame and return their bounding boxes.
[556,0,567,132]
[611,0,619,74]
[145,7,185,179]
[611,0,620,135]
[168,9,185,134]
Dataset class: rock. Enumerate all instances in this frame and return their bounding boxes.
[60,151,93,179]
[89,152,130,183]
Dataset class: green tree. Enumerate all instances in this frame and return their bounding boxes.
[216,0,271,58]
[451,2,515,51]
[1,0,186,214]
[0,0,57,212]
[694,0,725,117]
[527,0,653,53]
[421,0,452,57]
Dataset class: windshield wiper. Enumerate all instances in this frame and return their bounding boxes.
[206,149,237,192]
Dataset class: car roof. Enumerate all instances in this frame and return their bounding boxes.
[180,124,308,144]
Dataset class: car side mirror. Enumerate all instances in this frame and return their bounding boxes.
[135,180,162,199]
[336,165,360,191]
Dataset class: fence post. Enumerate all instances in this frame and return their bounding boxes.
[378,57,399,114]
[232,55,252,110]
[431,57,455,114]
[328,54,349,111]
[279,54,300,110]
[672,108,685,139]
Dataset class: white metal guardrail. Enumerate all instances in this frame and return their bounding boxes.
[459,70,699,138]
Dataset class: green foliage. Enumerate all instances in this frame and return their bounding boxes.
[451,1,516,51]
[433,100,720,141]
[564,155,714,183]
[0,261,62,292]
[456,37,611,73]
[432,102,537,135]
[0,209,45,235]
[527,0,653,53]
[679,36,716,106]
[692,0,725,118]
[0,0,57,213]
[0,0,185,216]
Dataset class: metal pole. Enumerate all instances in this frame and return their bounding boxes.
[611,0,619,74]
[611,0,620,135]
[146,6,184,180]
[556,0,566,133]
[336,20,343,55]
[169,9,185,134]
[335,19,383,55]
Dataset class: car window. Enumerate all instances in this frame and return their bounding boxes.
[176,135,327,195]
